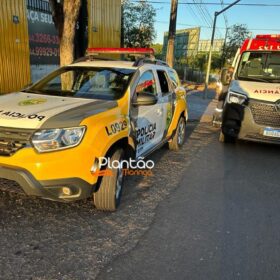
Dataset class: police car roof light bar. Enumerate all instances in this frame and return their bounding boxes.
[86,47,155,57]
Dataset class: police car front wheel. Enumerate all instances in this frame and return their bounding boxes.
[169,116,186,151]
[93,148,125,211]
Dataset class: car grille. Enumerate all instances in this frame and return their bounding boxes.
[249,100,280,127]
[0,127,35,156]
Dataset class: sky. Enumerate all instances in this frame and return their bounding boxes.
[139,0,280,44]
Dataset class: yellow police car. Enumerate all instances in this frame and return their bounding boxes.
[0,48,188,211]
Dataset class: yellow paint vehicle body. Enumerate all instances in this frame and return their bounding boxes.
[0,54,188,210]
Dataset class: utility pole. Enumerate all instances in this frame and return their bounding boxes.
[221,27,229,68]
[166,0,178,68]
[204,0,240,98]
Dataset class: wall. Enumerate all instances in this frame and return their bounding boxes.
[88,0,121,48]
[0,0,31,93]
[0,0,122,93]
[162,27,201,63]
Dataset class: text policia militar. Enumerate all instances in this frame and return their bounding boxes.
[0,110,46,121]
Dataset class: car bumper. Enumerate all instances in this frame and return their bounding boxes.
[239,106,280,144]
[0,143,101,201]
[0,165,95,201]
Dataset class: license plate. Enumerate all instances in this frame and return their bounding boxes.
[263,128,280,138]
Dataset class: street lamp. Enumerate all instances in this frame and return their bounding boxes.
[204,0,240,98]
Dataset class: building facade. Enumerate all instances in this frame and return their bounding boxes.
[162,28,201,63]
[198,39,225,53]
[0,0,121,93]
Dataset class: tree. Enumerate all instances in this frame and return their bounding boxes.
[122,0,156,48]
[49,0,81,67]
[223,24,250,63]
[211,53,223,71]
[151,43,163,59]
[187,52,222,72]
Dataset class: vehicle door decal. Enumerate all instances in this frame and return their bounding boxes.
[105,120,128,136]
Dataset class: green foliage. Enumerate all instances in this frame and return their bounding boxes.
[122,0,156,48]
[188,53,207,71]
[223,24,251,62]
[151,43,163,59]
[186,52,221,72]
[211,53,223,70]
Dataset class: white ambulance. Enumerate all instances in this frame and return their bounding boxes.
[214,34,280,144]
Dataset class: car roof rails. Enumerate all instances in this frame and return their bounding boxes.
[133,58,169,67]
[73,56,114,63]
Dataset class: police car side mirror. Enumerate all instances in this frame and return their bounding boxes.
[132,92,158,106]
[221,68,231,86]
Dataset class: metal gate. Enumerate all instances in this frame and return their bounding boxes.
[0,0,31,93]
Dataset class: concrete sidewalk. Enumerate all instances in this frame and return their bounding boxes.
[187,89,217,123]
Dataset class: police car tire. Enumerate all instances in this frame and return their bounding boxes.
[93,148,124,211]
[169,116,186,151]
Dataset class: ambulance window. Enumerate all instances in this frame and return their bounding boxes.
[157,70,170,94]
[237,52,280,81]
[238,52,264,77]
[267,53,280,77]
[136,71,157,96]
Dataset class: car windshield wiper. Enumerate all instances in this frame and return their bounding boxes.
[238,76,273,83]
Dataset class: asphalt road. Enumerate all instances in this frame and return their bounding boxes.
[97,112,280,279]
[1,92,280,280]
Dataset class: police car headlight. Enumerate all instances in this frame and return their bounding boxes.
[228,91,248,105]
[32,126,86,152]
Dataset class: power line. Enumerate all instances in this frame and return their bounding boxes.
[188,4,206,26]
[191,0,223,38]
[220,0,228,28]
[131,1,280,6]
[192,0,212,27]
[156,20,280,31]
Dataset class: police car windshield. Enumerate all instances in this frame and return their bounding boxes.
[27,67,135,100]
[237,51,280,83]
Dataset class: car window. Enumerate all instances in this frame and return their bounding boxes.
[237,51,280,82]
[157,70,170,94]
[135,71,157,95]
[28,67,135,100]
[168,70,180,87]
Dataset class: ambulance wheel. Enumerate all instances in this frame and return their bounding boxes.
[94,148,124,211]
[169,116,186,151]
